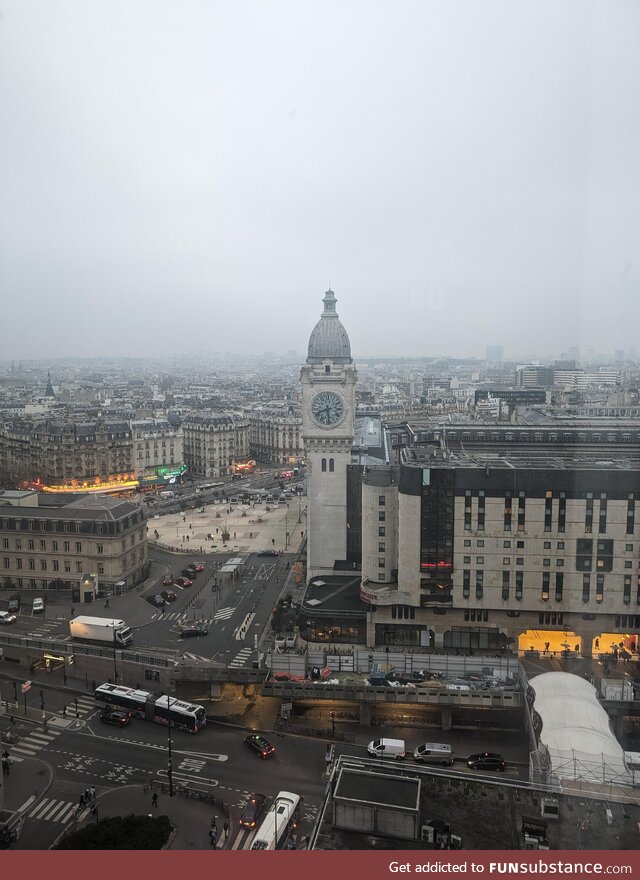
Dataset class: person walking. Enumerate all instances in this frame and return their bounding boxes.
[222,820,229,843]
[91,803,98,822]
[62,704,67,717]
[152,792,158,808]
[209,829,217,849]
[79,793,85,808]
[85,787,91,802]
[90,785,96,800]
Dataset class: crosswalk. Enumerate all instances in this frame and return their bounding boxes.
[27,797,90,825]
[229,647,253,668]
[8,696,96,763]
[213,606,236,621]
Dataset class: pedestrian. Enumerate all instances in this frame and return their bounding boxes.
[85,787,91,802]
[91,679,97,692]
[209,829,217,848]
[2,757,9,776]
[210,816,217,832]
[152,792,158,808]
[71,606,76,617]
[595,638,600,650]
[62,704,67,717]
[222,820,229,842]
[91,804,98,821]
[189,523,192,529]
[90,785,96,800]
[301,834,311,849]
[105,598,110,608]
[79,793,85,808]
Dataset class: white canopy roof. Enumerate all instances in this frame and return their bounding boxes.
[530,671,631,785]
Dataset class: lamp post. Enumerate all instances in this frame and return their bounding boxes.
[167,696,174,798]
[285,513,288,550]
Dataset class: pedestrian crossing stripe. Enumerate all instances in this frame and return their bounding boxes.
[229,648,253,668]
[213,607,236,620]
[28,797,90,824]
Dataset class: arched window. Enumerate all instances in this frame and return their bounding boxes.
[329,458,335,472]
[321,458,327,472]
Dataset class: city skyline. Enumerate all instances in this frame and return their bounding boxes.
[1,2,639,361]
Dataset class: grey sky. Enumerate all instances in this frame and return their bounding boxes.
[1,1,639,361]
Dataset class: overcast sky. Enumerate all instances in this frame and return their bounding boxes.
[1,1,639,362]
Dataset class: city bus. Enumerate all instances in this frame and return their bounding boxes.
[250,791,302,850]
[94,683,206,733]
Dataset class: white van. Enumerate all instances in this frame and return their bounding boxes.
[367,738,406,760]
[413,742,454,765]
[32,597,45,614]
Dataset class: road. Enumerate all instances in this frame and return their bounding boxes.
[8,704,327,849]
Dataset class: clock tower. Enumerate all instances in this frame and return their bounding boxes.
[301,289,357,578]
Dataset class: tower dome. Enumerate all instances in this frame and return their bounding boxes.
[306,289,352,364]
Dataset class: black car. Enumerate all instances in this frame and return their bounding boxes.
[467,752,506,771]
[181,568,197,579]
[180,626,208,638]
[100,709,131,727]
[257,549,278,557]
[244,734,275,758]
[239,793,267,829]
[150,594,166,607]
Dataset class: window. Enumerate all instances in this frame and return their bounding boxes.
[378,495,386,506]
[40,560,47,571]
[598,495,607,533]
[476,539,484,547]
[625,561,633,569]
[97,544,103,555]
[28,559,35,570]
[63,541,70,552]
[504,491,512,531]
[475,571,483,599]
[543,558,550,567]
[585,495,593,533]
[378,511,385,521]
[555,572,564,602]
[2,539,7,549]
[464,491,472,531]
[516,557,524,565]
[40,540,46,550]
[557,541,564,550]
[576,538,593,571]
[503,540,511,548]
[558,493,566,533]
[626,543,634,552]
[557,559,564,566]
[75,542,82,553]
[595,573,604,602]
[462,570,470,599]
[515,571,523,600]
[378,527,385,537]
[378,558,385,568]
[627,497,635,536]
[476,556,484,564]
[582,574,590,603]
[464,556,471,564]
[3,558,9,569]
[16,559,22,570]
[595,539,613,572]
[544,492,552,532]
[464,540,471,547]
[541,572,550,601]
[52,540,58,551]
[321,458,327,472]
[502,571,510,600]
[543,541,551,549]
[517,540,524,549]
[624,576,631,605]
[517,494,526,532]
[64,561,71,572]
[378,543,385,552]
[477,490,485,531]
[76,562,83,573]
[329,459,334,472]
[52,560,59,572]
[503,557,510,565]
[28,539,34,550]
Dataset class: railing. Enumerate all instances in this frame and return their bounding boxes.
[149,778,229,816]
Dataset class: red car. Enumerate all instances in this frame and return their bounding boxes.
[190,563,205,571]
[176,576,192,587]
[162,575,173,585]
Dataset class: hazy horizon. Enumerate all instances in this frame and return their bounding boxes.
[1,1,639,361]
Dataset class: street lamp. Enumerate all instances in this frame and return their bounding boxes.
[166,695,174,798]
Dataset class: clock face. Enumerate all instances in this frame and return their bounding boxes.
[311,392,344,426]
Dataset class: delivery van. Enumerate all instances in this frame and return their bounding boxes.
[366,738,406,760]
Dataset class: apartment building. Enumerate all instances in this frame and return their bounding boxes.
[131,418,183,478]
[0,490,149,594]
[182,412,250,478]
[249,405,303,465]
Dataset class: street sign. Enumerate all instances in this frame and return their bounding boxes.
[21,681,31,694]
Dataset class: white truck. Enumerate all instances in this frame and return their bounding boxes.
[160,490,175,499]
[69,616,133,647]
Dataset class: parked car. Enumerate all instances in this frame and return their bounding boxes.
[244,734,275,758]
[467,752,506,771]
[32,598,45,613]
[161,589,177,602]
[190,563,205,571]
[150,594,166,608]
[176,576,192,587]
[100,709,131,727]
[257,549,278,557]
[239,793,267,828]
[413,742,454,765]
[162,575,173,585]
[7,596,20,613]
[181,568,197,579]
[180,626,208,638]
[0,611,16,625]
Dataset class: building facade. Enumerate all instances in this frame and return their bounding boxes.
[182,412,250,478]
[249,405,303,465]
[131,419,183,478]
[0,491,149,594]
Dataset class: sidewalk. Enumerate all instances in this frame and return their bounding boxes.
[0,756,53,822]
[60,784,232,850]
